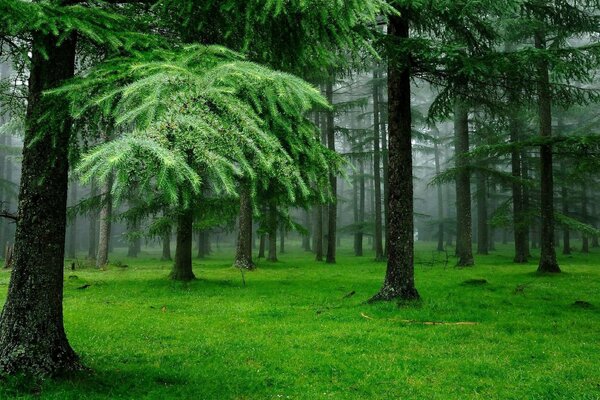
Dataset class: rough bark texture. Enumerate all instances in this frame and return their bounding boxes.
[325,80,336,264]
[476,172,488,255]
[96,174,113,268]
[454,100,474,266]
[0,32,82,376]
[372,69,385,261]
[267,202,277,262]
[535,33,561,273]
[380,93,390,258]
[234,183,254,269]
[171,209,195,281]
[371,13,419,302]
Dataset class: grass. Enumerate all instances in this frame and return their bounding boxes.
[1,241,599,399]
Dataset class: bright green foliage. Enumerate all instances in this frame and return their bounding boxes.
[58,45,335,209]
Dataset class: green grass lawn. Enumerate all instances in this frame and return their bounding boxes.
[1,241,599,399]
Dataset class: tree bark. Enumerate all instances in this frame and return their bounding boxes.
[454,100,474,266]
[267,201,277,262]
[0,32,82,376]
[234,183,254,269]
[96,174,113,268]
[325,79,336,264]
[535,33,560,273]
[171,208,195,281]
[371,13,419,302]
[372,69,385,261]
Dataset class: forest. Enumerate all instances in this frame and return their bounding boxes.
[0,0,599,399]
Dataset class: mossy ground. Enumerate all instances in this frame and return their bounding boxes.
[1,241,599,399]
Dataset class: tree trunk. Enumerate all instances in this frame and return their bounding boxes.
[279,225,285,254]
[67,182,78,259]
[445,182,454,247]
[380,90,390,258]
[267,201,277,262]
[535,33,560,273]
[581,185,589,253]
[234,183,254,269]
[161,225,172,261]
[454,99,474,266]
[258,233,266,259]
[171,208,195,281]
[372,69,385,261]
[87,181,98,260]
[476,172,488,255]
[510,104,528,262]
[325,79,336,264]
[371,12,419,302]
[96,174,113,268]
[302,209,311,251]
[434,129,445,252]
[0,32,81,376]
[127,219,140,258]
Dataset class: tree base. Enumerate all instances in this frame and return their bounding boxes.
[537,262,561,274]
[169,269,196,281]
[233,258,255,270]
[0,340,84,377]
[368,285,420,303]
[513,254,528,263]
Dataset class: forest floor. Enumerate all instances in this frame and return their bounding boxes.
[0,242,599,399]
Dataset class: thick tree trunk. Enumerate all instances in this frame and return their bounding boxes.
[476,172,488,255]
[325,79,337,264]
[96,174,113,268]
[171,208,195,281]
[535,33,560,273]
[161,225,172,261]
[267,201,277,262]
[380,92,390,258]
[454,100,474,266]
[0,32,81,375]
[371,13,419,302]
[234,183,254,269]
[372,69,385,261]
[87,181,98,260]
[434,129,445,252]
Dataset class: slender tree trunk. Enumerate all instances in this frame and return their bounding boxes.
[302,209,311,251]
[454,99,474,266]
[234,183,254,269]
[267,201,277,262]
[325,79,337,264]
[476,172,489,255]
[371,12,419,301]
[488,183,497,251]
[258,233,266,259]
[510,107,528,262]
[372,69,385,261]
[87,181,98,259]
[445,182,454,247]
[279,225,285,254]
[0,32,81,375]
[433,129,445,252]
[96,174,113,268]
[535,33,560,273]
[581,185,589,253]
[67,182,78,259]
[127,219,140,258]
[161,225,172,261]
[171,208,195,281]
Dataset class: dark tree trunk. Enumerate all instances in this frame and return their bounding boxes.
[161,225,172,261]
[87,181,98,260]
[234,183,254,269]
[267,201,277,262]
[380,91,390,258]
[372,69,385,261]
[355,155,365,256]
[476,172,488,255]
[371,13,419,302]
[325,79,337,264]
[67,182,77,259]
[510,104,528,262]
[454,100,474,266]
[488,183,497,251]
[96,173,113,268]
[0,32,81,376]
[445,182,454,247]
[127,219,140,258]
[302,209,311,251]
[171,208,195,281]
[535,33,560,273]
[258,233,266,259]
[279,225,285,254]
[434,129,445,252]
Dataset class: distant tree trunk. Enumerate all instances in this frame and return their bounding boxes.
[171,208,195,281]
[433,128,445,251]
[127,219,141,258]
[267,201,277,262]
[355,155,365,256]
[279,225,285,254]
[488,183,497,251]
[476,172,488,255]
[581,185,589,253]
[535,33,560,273]
[372,69,385,261]
[522,150,531,257]
[302,210,311,251]
[96,174,113,268]
[445,183,454,247]
[258,233,266,259]
[67,182,78,259]
[325,79,336,264]
[161,225,172,261]
[560,163,571,255]
[87,181,98,259]
[0,32,81,375]
[234,183,254,269]
[510,105,528,262]
[454,99,474,266]
[371,12,419,302]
